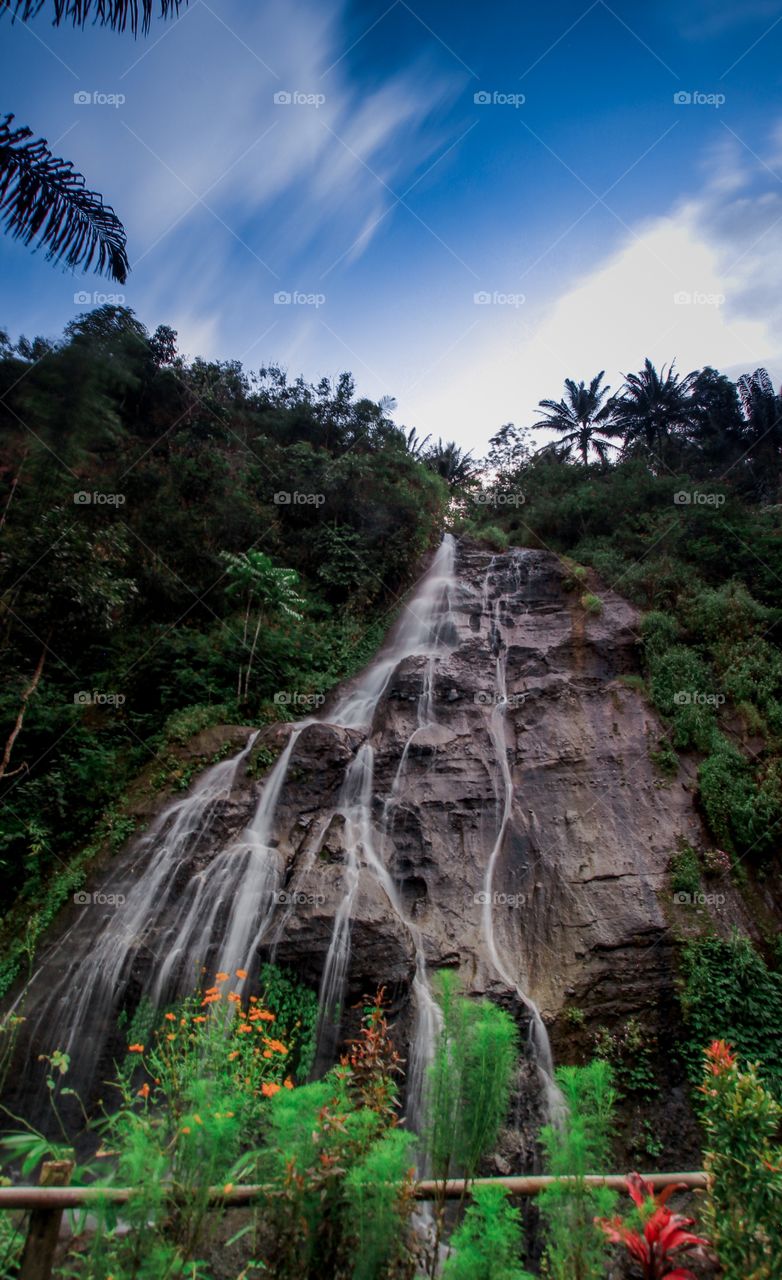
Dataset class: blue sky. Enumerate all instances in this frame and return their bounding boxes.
[1,0,782,454]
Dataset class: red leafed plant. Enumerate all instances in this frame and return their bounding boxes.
[596,1172,712,1279]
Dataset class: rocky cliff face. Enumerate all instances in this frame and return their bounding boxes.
[259,545,705,1036]
[7,540,754,1152]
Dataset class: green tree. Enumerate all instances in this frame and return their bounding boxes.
[221,550,305,701]
[535,372,620,466]
[614,358,697,468]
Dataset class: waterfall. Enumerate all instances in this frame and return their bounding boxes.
[479,565,564,1121]
[315,742,373,1059]
[312,537,457,1122]
[330,534,457,730]
[8,532,563,1136]
[13,732,259,1093]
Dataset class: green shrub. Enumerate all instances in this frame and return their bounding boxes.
[670,842,701,899]
[592,1018,657,1099]
[476,524,510,552]
[648,646,716,751]
[425,971,519,1184]
[538,1060,616,1280]
[579,593,603,615]
[650,736,679,776]
[700,1041,782,1279]
[679,932,782,1096]
[641,610,680,658]
[161,702,233,745]
[442,1184,533,1280]
[343,1129,416,1280]
[560,558,588,591]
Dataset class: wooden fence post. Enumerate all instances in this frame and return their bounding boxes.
[19,1160,74,1280]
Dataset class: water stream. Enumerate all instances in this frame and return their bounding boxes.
[10,535,561,1135]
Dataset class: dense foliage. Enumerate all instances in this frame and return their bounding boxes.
[0,976,528,1279]
[699,1039,782,1280]
[0,306,446,981]
[679,932,782,1097]
[461,364,782,871]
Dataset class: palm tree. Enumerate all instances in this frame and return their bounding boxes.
[736,368,782,498]
[1,1,186,281]
[424,439,476,489]
[535,371,620,466]
[614,358,697,467]
[403,427,432,458]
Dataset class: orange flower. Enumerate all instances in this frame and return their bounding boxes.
[252,1009,275,1022]
[263,1050,272,1059]
[265,1038,288,1055]
[238,1024,253,1034]
[227,992,241,1005]
[284,1077,294,1090]
[249,996,258,1004]
[193,1016,206,1024]
[166,1034,176,1042]
[164,1012,176,1022]
[137,1082,150,1098]
[201,993,221,1006]
[181,1126,191,1135]
[228,1050,240,1061]
[261,1082,280,1098]
[215,972,230,983]
[128,1044,144,1053]
[235,969,247,980]
[223,1182,234,1195]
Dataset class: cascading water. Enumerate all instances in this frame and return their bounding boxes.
[153,720,314,1002]
[315,742,373,1059]
[8,533,562,1142]
[479,564,563,1120]
[311,536,457,1123]
[12,732,259,1097]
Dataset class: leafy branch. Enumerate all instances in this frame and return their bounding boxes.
[0,114,129,281]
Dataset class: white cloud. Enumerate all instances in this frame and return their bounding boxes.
[398,130,782,457]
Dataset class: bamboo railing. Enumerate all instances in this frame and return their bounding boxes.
[4,1163,709,1280]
